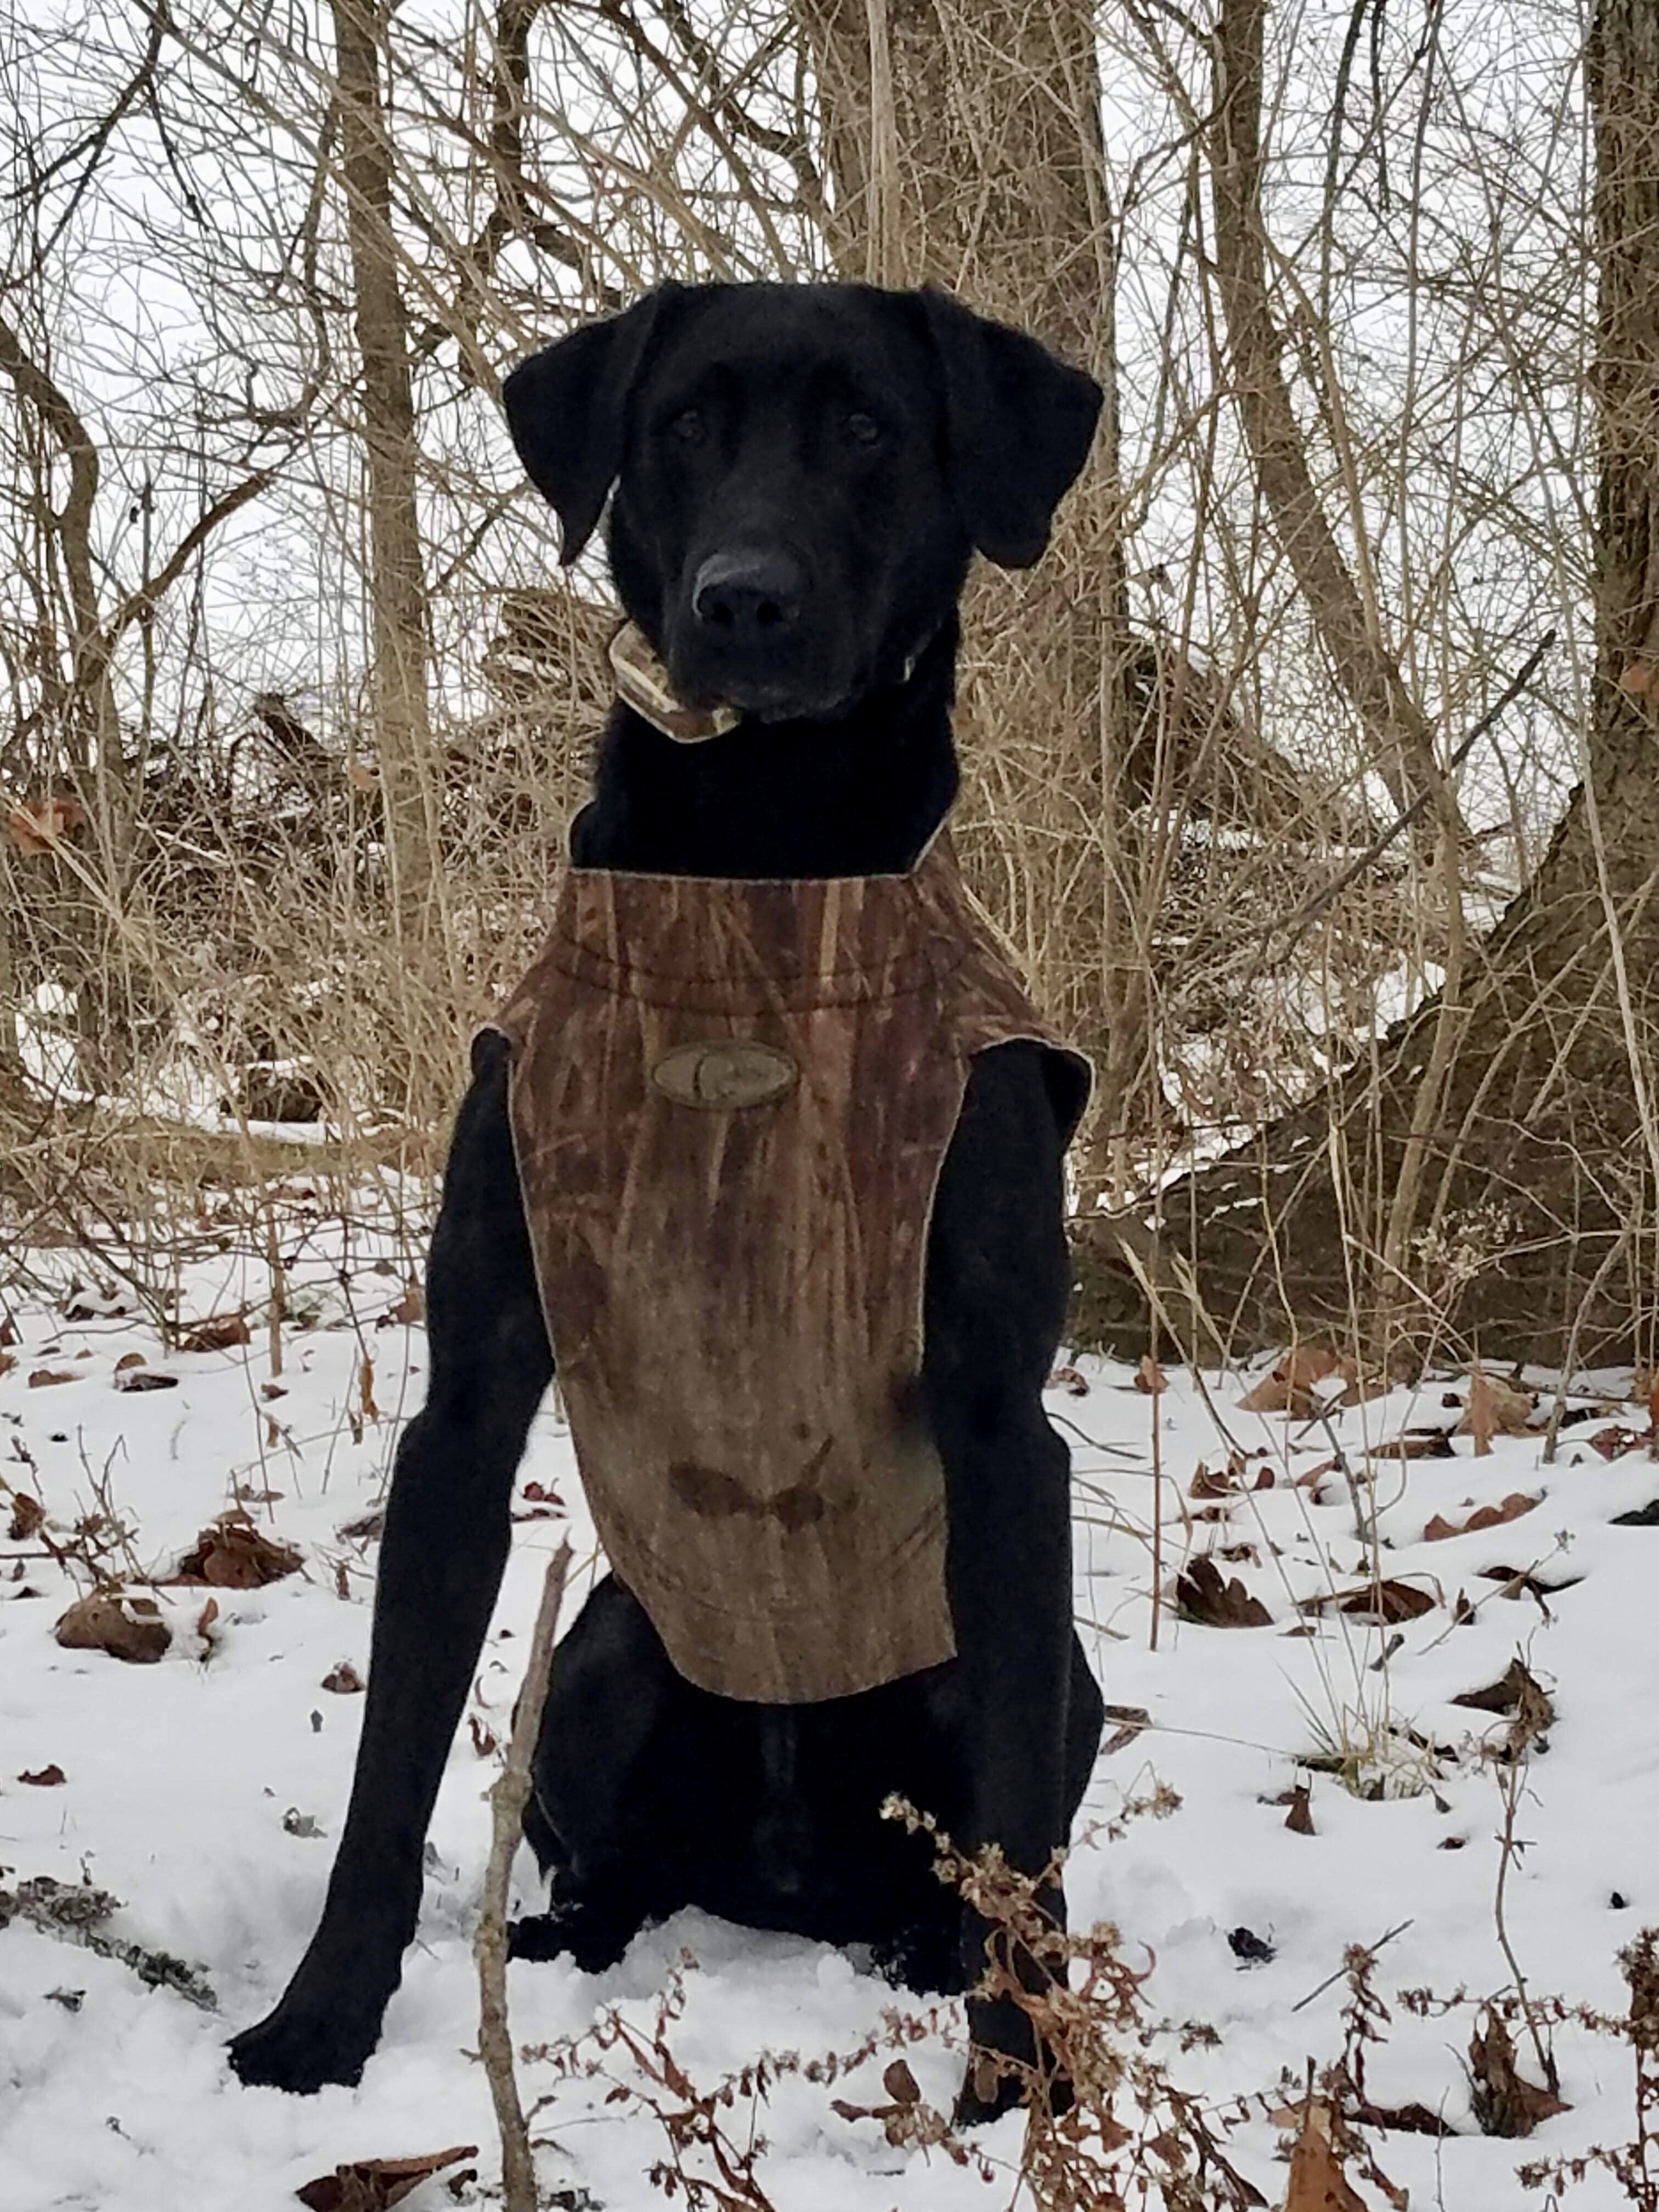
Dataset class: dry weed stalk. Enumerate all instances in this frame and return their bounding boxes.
[1389,1934,1659,2204]
[1515,1929,1659,2208]
[476,1534,572,2212]
[522,1956,984,2209]
[882,1797,1263,2211]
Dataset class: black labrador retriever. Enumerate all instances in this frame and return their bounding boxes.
[228,280,1104,2123]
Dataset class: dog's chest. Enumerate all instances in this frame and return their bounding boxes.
[486,842,1082,1705]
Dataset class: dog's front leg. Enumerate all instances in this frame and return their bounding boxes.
[229,1037,551,2092]
[923,1043,1081,2124]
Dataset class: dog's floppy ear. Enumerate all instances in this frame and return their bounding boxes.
[917,289,1102,569]
[501,286,680,565]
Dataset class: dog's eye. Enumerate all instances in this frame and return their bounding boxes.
[845,410,881,446]
[667,408,705,445]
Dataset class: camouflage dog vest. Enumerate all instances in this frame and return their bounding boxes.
[485,832,1088,1703]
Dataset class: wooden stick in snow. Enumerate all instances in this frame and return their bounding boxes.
[475,1535,572,2212]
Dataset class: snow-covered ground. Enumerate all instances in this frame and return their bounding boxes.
[2,1186,1657,2209]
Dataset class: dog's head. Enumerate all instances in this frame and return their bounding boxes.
[501,283,1101,726]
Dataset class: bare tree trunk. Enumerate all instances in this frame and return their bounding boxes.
[0,312,119,772]
[330,0,435,939]
[795,0,1147,1193]
[1084,0,1659,1374]
[1207,0,1462,836]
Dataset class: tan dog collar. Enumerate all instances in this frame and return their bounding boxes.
[608,623,742,745]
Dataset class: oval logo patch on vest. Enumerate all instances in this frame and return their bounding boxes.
[651,1039,798,1110]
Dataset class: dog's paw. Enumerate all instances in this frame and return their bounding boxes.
[870,1916,969,1996]
[951,2053,1075,2129]
[227,1998,380,2094]
[951,1993,1076,2128]
[507,1897,639,1974]
[952,2056,1025,2129]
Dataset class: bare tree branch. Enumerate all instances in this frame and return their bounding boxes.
[1206,0,1464,831]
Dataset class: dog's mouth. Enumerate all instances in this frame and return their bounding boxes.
[658,642,854,730]
[671,643,848,722]
[614,608,917,741]
[717,680,848,724]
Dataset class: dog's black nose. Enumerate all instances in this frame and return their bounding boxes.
[691,550,803,639]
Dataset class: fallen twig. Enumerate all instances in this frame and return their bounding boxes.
[1291,1920,1414,2013]
[0,1876,217,2009]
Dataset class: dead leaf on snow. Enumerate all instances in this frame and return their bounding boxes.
[1508,1667,1555,1755]
[1369,1428,1456,1460]
[1423,1492,1540,1542]
[1468,2007,1570,2137]
[1348,2087,1455,2137]
[1451,1657,1555,1735]
[1279,1782,1314,1835]
[294,2144,478,2211]
[1300,1579,1437,1624]
[54,1588,171,1663]
[0,1350,14,1378]
[18,1764,66,1786]
[1045,1364,1089,1395]
[1334,1368,1391,1409]
[1477,1564,1582,1606]
[8,1491,44,1540]
[1175,1554,1271,1628]
[115,1368,179,1393]
[1293,1455,1339,1493]
[171,1510,301,1589]
[382,1281,425,1328]
[1134,1353,1166,1395]
[1460,1366,1536,1454]
[27,1368,75,1389]
[1281,2095,1368,2212]
[1590,1425,1646,1460]
[321,1661,365,1695]
[1239,1343,1342,1420]
[177,1311,251,1355]
[1349,1578,1437,1624]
